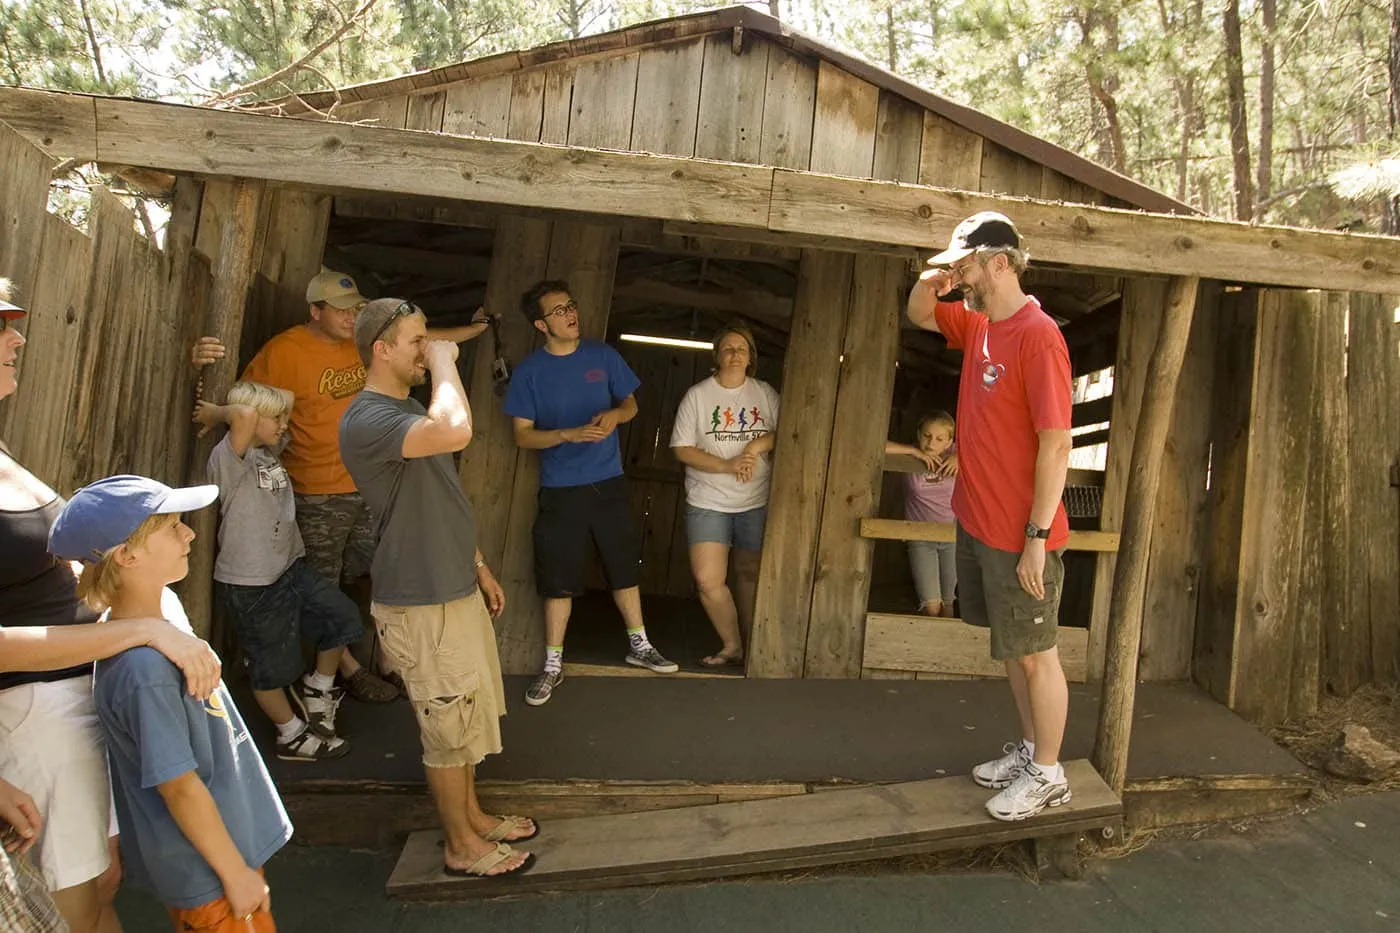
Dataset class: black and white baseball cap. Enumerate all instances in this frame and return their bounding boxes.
[928,211,1021,265]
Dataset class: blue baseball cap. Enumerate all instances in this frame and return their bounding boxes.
[48,475,219,562]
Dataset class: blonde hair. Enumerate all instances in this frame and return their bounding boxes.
[916,410,955,441]
[75,513,177,612]
[0,278,12,302]
[225,381,293,419]
[712,322,758,377]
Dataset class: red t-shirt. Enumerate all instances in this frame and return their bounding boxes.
[935,296,1072,553]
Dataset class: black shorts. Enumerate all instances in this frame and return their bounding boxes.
[533,476,641,597]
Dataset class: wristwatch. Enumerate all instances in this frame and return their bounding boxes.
[1025,522,1050,540]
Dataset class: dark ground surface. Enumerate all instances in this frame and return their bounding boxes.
[117,789,1400,932]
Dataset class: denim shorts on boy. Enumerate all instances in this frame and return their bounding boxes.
[955,523,1064,661]
[216,559,363,691]
[532,476,641,597]
[684,504,767,551]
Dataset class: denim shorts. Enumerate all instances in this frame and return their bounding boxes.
[684,504,767,551]
[217,558,364,690]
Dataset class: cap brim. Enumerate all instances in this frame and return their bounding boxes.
[928,245,975,266]
[155,484,220,515]
[324,293,368,310]
[0,298,25,319]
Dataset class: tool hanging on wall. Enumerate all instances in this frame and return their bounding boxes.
[485,311,511,395]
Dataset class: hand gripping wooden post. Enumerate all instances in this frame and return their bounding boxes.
[1092,275,1200,795]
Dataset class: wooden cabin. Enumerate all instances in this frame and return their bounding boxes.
[0,7,1396,811]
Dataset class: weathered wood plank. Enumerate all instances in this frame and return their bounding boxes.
[404,91,446,133]
[443,75,513,138]
[1193,289,1260,703]
[808,60,878,177]
[388,760,1120,898]
[0,100,96,162]
[1086,278,1168,680]
[750,250,853,678]
[695,32,768,163]
[1092,276,1199,794]
[804,254,904,678]
[1318,292,1356,696]
[158,176,207,487]
[242,187,331,361]
[871,92,924,182]
[863,614,1089,682]
[980,141,1043,196]
[767,170,1400,293]
[334,95,409,129]
[1,214,90,484]
[629,39,705,157]
[506,69,547,142]
[539,63,576,145]
[90,96,772,230]
[918,111,982,191]
[861,518,1119,552]
[0,120,52,336]
[1227,289,1320,726]
[1346,293,1400,685]
[568,53,639,149]
[758,44,816,169]
[1138,282,1220,681]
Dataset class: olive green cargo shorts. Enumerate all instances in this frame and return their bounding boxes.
[956,523,1065,661]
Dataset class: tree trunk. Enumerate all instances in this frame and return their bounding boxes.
[1082,8,1126,173]
[1223,0,1254,220]
[1255,0,1276,219]
[77,0,108,87]
[1387,0,1400,233]
[885,4,898,71]
[769,0,781,18]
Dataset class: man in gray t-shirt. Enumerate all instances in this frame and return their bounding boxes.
[339,299,535,880]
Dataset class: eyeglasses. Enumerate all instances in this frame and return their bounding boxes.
[543,299,578,319]
[947,254,980,281]
[370,301,419,348]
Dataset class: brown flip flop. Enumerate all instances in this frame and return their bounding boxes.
[443,842,537,879]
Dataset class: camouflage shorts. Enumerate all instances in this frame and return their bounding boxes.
[294,492,376,584]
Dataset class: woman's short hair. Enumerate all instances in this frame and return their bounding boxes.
[225,381,293,419]
[711,322,758,377]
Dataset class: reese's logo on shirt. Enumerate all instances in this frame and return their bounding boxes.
[317,363,366,399]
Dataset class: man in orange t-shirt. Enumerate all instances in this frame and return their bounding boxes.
[907,212,1075,823]
[193,271,489,703]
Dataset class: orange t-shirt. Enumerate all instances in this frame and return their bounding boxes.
[241,325,365,495]
[934,296,1072,553]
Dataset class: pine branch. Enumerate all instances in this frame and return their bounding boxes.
[202,0,379,107]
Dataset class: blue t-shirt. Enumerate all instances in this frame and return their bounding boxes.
[504,340,641,488]
[95,644,292,909]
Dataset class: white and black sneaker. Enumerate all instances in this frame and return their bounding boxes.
[625,645,679,673]
[276,726,350,762]
[985,763,1072,821]
[524,669,563,707]
[290,679,345,740]
[972,740,1032,789]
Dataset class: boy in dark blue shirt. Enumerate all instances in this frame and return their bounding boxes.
[504,280,678,707]
[48,475,292,931]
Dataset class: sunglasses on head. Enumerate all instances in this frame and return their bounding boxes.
[371,301,420,347]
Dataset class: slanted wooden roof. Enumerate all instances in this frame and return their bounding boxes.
[267,6,1191,216]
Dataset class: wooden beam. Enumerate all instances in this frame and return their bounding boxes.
[4,90,1400,292]
[863,613,1089,682]
[1071,394,1113,428]
[860,518,1119,553]
[613,278,792,318]
[1092,276,1200,796]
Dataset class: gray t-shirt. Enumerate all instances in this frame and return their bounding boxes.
[338,391,479,606]
[208,435,303,586]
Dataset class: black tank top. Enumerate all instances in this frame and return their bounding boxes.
[0,495,100,690]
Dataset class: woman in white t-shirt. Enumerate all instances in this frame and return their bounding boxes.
[669,324,779,668]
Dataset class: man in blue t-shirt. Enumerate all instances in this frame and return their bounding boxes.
[504,280,679,706]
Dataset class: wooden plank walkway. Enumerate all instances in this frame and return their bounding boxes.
[387,759,1120,899]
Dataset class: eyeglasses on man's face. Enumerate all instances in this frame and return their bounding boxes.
[543,298,578,319]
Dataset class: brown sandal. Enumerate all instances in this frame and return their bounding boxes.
[483,814,539,843]
[443,842,537,878]
[700,653,743,668]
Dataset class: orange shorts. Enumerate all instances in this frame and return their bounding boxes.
[167,872,276,933]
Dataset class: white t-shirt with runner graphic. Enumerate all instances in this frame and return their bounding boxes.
[670,375,780,513]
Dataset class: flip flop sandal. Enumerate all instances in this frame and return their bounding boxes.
[700,654,743,668]
[443,843,537,879]
[483,814,540,843]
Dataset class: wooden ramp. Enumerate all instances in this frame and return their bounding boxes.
[387,759,1121,899]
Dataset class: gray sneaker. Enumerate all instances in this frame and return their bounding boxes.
[972,741,1032,789]
[525,669,563,707]
[626,645,679,673]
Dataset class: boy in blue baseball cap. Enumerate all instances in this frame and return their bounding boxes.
[49,475,291,931]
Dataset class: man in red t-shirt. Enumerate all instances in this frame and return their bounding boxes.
[907,212,1075,821]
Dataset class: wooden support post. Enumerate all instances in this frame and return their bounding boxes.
[180,179,264,639]
[1092,275,1199,794]
[156,176,206,486]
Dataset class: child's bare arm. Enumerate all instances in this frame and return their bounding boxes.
[192,402,258,457]
[157,771,271,918]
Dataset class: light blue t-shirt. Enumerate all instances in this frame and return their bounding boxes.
[95,641,292,909]
[504,340,642,488]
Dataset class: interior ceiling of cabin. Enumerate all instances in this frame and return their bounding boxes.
[322,203,1125,382]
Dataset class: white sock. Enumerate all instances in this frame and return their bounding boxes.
[306,671,335,692]
[543,646,564,674]
[276,716,306,741]
[1031,761,1062,782]
[1021,738,1036,758]
[627,627,651,652]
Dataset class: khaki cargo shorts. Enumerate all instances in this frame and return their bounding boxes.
[370,590,506,768]
[955,523,1065,661]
